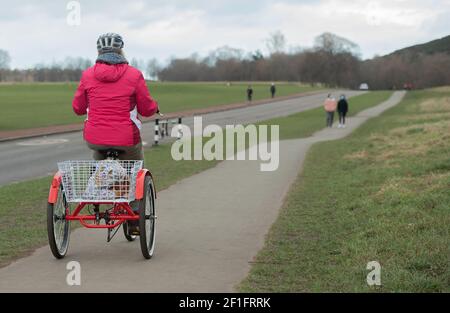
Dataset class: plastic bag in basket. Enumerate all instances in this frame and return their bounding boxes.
[84,161,131,200]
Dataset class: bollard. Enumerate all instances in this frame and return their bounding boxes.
[160,120,169,138]
[177,117,183,140]
[154,119,159,145]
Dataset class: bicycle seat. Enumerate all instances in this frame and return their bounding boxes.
[99,149,125,159]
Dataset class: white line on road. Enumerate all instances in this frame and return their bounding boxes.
[17,138,69,146]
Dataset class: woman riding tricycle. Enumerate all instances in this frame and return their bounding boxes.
[47,33,159,259]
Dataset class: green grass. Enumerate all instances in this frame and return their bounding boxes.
[239,90,450,292]
[257,91,393,140]
[0,82,320,131]
[0,143,218,267]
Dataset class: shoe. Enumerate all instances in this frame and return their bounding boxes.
[128,201,140,235]
[127,220,140,236]
[343,124,346,128]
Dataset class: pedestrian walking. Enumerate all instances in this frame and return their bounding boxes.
[270,83,276,98]
[247,85,254,102]
[337,95,349,128]
[324,94,337,128]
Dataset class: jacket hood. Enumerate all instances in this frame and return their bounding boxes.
[94,62,129,82]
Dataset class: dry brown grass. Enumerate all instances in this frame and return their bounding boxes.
[375,172,450,199]
[365,120,450,163]
[419,97,450,112]
[429,86,450,93]
[343,150,368,160]
[374,177,415,198]
[405,112,450,122]
[368,94,450,165]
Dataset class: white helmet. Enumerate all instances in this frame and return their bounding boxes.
[96,33,124,53]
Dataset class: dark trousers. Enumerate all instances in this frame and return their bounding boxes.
[326,111,335,127]
[87,141,144,161]
[339,111,347,125]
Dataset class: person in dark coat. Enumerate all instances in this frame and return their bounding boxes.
[247,85,254,102]
[270,83,276,98]
[337,94,349,128]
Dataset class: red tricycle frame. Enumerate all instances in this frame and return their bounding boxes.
[48,168,155,230]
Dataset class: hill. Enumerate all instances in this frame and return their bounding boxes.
[389,35,450,56]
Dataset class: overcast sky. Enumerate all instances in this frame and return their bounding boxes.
[1,0,449,69]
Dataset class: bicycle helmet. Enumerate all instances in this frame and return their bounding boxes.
[96,33,124,53]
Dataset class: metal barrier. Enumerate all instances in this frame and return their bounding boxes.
[154,117,183,145]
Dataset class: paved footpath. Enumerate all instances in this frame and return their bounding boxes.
[0,91,405,292]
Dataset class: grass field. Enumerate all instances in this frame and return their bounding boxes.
[0,82,320,131]
[239,89,450,292]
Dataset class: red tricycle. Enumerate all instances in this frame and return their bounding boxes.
[47,149,156,259]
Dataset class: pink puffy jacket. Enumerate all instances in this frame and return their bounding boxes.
[72,62,158,146]
[324,98,337,112]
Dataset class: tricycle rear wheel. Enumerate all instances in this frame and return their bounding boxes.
[47,187,70,259]
[139,175,156,259]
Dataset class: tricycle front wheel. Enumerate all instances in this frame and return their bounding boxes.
[123,221,137,242]
[47,187,70,259]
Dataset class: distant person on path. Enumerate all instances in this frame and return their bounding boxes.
[247,85,254,102]
[270,83,276,98]
[337,95,349,128]
[324,94,337,128]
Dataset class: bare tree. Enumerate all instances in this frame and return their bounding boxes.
[0,49,11,69]
[146,58,160,80]
[62,57,92,70]
[251,50,264,61]
[130,58,146,72]
[158,58,212,81]
[206,46,244,66]
[314,32,360,56]
[265,30,286,55]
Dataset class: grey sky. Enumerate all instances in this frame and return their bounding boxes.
[1,0,449,68]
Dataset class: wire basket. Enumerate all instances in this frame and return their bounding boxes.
[57,160,143,203]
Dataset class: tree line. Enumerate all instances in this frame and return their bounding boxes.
[361,52,450,89]
[1,32,449,89]
[0,54,92,82]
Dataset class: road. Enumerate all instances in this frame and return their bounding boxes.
[0,91,405,292]
[0,90,362,186]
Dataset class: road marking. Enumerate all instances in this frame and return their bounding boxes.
[17,138,69,146]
